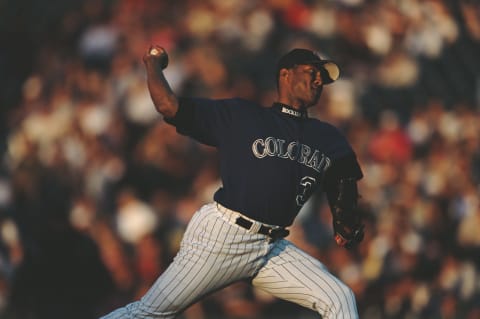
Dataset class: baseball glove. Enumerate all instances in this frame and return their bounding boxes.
[332,208,365,249]
[328,177,365,249]
[323,154,365,249]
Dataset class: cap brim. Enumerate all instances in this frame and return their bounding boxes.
[310,61,340,84]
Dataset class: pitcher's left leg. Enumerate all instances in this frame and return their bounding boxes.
[251,239,358,319]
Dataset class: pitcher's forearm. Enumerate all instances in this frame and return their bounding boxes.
[143,46,179,118]
[145,65,179,118]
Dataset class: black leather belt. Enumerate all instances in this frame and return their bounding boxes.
[235,216,289,240]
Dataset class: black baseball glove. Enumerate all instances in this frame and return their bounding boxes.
[332,206,365,249]
[323,154,365,249]
[327,177,365,249]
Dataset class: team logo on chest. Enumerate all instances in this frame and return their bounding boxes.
[251,137,331,172]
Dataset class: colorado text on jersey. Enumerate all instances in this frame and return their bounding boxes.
[251,137,331,173]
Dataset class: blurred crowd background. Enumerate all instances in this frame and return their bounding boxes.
[1,0,480,318]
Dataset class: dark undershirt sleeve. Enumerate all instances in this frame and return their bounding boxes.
[324,154,363,186]
[164,97,195,136]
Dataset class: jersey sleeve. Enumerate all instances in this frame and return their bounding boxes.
[164,97,239,147]
[325,154,363,181]
[322,124,363,181]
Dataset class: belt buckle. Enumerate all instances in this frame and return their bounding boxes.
[268,227,289,240]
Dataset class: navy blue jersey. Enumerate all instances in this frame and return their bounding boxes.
[165,97,362,226]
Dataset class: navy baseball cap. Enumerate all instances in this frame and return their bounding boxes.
[277,48,340,84]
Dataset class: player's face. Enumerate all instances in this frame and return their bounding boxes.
[288,65,323,108]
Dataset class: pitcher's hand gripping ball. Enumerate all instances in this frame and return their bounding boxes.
[143,45,169,70]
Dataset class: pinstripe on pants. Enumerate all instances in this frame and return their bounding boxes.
[100,202,358,319]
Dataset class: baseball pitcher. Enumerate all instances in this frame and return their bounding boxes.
[100,46,365,319]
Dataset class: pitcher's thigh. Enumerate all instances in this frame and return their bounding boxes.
[251,240,358,319]
[101,254,215,319]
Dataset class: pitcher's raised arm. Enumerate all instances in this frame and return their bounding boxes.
[142,45,178,118]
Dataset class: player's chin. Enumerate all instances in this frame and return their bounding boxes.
[308,89,322,105]
[308,95,321,107]
[314,88,323,99]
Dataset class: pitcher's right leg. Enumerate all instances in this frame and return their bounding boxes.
[100,252,211,319]
[100,203,267,319]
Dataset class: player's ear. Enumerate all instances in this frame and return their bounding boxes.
[277,68,291,90]
[279,68,289,79]
[278,68,290,86]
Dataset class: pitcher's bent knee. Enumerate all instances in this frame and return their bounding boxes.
[101,300,179,319]
[312,282,358,319]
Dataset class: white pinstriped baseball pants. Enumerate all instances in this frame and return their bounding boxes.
[100,202,358,319]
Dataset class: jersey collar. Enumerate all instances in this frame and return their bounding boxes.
[272,102,308,119]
